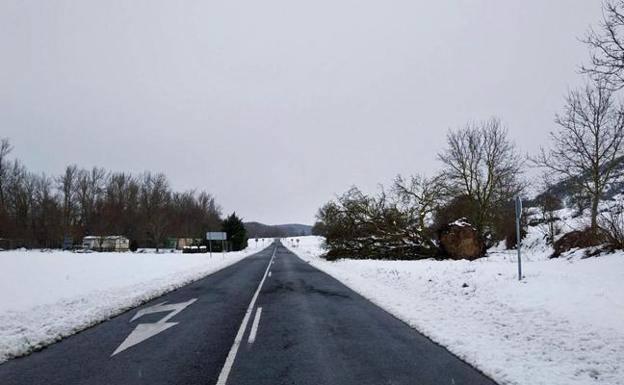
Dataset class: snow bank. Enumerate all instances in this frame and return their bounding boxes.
[0,247,259,363]
[285,236,624,385]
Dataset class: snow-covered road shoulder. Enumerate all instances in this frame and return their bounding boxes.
[0,247,259,364]
[285,236,624,385]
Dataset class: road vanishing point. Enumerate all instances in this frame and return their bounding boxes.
[0,241,498,385]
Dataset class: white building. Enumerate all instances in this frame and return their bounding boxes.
[82,236,130,251]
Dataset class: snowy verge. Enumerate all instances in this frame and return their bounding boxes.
[0,247,262,364]
[284,236,624,385]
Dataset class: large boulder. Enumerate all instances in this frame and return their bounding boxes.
[438,219,485,260]
[552,228,607,258]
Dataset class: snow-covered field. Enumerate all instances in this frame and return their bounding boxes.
[0,246,261,364]
[285,236,624,385]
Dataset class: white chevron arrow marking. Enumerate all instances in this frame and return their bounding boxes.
[112,298,197,356]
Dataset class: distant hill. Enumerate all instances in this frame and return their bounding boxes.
[245,222,312,238]
[530,156,624,207]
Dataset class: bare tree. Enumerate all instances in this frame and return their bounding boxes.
[139,173,171,251]
[583,1,624,89]
[599,203,624,248]
[536,81,624,231]
[392,174,443,235]
[0,138,13,236]
[437,118,523,236]
[58,165,78,241]
[5,160,31,241]
[74,167,106,236]
[0,138,12,202]
[32,173,61,247]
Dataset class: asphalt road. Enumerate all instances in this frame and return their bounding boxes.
[0,241,497,385]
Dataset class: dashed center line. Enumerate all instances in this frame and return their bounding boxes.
[215,246,276,385]
[247,307,262,344]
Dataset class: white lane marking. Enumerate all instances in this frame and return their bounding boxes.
[216,246,276,385]
[268,271,272,278]
[112,298,197,356]
[247,307,263,344]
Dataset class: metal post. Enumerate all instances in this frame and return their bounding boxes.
[209,236,212,258]
[515,196,523,281]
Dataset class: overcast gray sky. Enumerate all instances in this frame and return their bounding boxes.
[0,1,603,225]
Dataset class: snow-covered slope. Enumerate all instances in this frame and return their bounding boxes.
[0,247,260,364]
[285,236,624,385]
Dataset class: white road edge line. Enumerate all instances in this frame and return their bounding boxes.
[247,307,262,344]
[216,246,276,385]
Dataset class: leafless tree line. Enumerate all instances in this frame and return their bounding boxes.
[0,139,221,250]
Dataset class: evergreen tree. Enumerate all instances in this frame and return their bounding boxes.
[222,212,248,251]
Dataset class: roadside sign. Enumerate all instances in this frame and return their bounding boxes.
[206,232,227,241]
[515,196,523,219]
[206,232,228,256]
